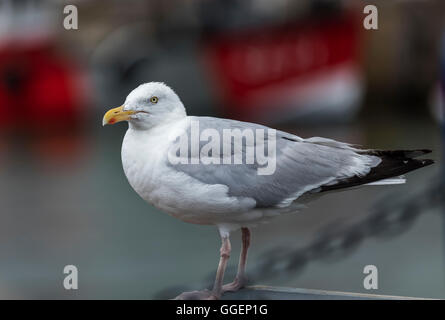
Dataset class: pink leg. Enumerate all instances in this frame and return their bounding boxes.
[222,227,250,292]
[174,233,232,300]
[211,234,231,297]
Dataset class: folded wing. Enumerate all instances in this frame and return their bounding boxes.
[168,117,433,209]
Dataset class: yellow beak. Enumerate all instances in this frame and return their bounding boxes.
[102,106,135,126]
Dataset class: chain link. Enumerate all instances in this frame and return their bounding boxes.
[250,180,444,281]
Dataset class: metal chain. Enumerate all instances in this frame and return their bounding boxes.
[250,179,444,282]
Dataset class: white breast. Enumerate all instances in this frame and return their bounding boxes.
[120,117,256,226]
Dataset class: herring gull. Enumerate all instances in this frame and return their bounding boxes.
[102,82,434,300]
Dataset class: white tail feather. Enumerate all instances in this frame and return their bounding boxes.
[365,176,406,186]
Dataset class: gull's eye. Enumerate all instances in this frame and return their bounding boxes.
[150,96,158,104]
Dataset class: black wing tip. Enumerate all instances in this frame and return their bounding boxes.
[320,150,434,193]
[419,158,434,166]
[402,158,435,172]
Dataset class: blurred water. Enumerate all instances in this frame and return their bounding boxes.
[0,115,442,299]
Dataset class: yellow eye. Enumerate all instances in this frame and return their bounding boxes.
[150,96,158,104]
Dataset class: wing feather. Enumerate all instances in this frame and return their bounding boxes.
[167,117,382,208]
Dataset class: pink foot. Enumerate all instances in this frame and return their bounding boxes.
[222,277,247,293]
[174,289,219,300]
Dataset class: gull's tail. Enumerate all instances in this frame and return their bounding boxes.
[320,149,434,192]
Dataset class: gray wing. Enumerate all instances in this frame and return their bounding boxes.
[167,116,380,208]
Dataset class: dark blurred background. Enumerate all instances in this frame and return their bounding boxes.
[0,0,444,299]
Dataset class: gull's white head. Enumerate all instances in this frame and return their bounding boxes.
[102,82,186,130]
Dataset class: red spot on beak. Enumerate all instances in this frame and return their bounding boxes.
[109,118,116,124]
